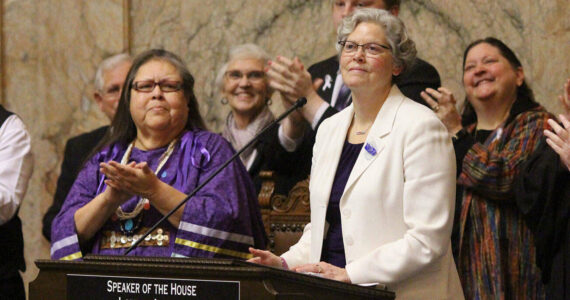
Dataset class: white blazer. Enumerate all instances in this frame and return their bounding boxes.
[281,86,464,299]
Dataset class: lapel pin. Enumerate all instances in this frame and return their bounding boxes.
[323,74,332,91]
[365,142,377,156]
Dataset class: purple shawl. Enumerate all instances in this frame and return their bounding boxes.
[50,130,266,260]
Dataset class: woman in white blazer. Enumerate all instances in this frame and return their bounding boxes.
[249,8,463,299]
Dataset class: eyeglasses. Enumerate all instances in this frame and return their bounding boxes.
[132,80,183,93]
[338,41,391,57]
[101,84,122,98]
[225,70,265,83]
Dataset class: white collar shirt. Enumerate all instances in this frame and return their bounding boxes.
[0,115,33,225]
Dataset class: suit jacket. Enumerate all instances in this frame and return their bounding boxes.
[281,86,463,299]
[247,125,312,195]
[308,55,441,129]
[42,125,108,241]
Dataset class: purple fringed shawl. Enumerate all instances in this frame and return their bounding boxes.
[50,130,266,260]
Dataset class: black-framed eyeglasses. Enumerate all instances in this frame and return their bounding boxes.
[338,40,391,57]
[132,80,183,93]
[224,70,265,82]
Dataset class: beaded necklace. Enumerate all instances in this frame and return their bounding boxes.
[115,138,178,234]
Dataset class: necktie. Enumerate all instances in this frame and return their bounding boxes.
[334,83,351,111]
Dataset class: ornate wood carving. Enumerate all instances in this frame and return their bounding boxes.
[257,173,311,254]
[271,177,309,213]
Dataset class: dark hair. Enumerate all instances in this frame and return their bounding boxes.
[383,0,400,10]
[94,49,206,153]
[460,37,535,126]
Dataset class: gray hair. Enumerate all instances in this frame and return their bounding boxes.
[329,0,401,10]
[94,53,133,92]
[336,8,416,72]
[215,43,271,92]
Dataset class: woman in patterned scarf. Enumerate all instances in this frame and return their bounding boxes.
[421,37,551,299]
[217,44,311,194]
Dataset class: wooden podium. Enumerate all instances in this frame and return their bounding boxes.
[29,255,394,299]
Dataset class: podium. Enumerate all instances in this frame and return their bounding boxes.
[29,255,394,299]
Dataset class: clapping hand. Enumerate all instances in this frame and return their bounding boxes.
[269,56,324,139]
[420,87,463,135]
[100,160,160,199]
[545,78,570,171]
[267,56,315,103]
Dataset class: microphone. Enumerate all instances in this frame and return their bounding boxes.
[124,97,307,255]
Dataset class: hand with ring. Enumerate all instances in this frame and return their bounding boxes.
[544,79,570,171]
[307,264,324,274]
[545,115,570,171]
[421,87,463,135]
[291,261,351,283]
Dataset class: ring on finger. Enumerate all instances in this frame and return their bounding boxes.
[316,264,323,273]
[433,104,440,112]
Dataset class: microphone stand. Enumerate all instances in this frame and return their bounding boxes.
[124,98,307,255]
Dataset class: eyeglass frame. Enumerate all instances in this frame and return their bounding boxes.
[338,40,392,57]
[224,70,266,82]
[100,84,123,98]
[131,80,183,93]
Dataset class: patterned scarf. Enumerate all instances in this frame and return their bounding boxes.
[222,106,274,169]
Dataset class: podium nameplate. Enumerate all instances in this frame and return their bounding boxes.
[67,274,239,300]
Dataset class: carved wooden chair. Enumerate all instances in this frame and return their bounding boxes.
[258,171,310,255]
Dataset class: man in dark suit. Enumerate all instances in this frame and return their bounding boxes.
[42,53,132,241]
[268,0,440,135]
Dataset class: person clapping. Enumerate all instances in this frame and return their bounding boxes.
[51,49,266,260]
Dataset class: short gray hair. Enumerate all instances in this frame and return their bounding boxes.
[94,53,133,92]
[215,44,271,92]
[336,8,416,72]
[329,0,401,10]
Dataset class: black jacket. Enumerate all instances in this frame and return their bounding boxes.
[238,124,312,196]
[515,139,570,298]
[42,126,108,241]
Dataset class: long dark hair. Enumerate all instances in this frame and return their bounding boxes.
[93,49,206,155]
[460,37,536,126]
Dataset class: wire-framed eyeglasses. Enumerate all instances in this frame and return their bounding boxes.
[338,40,391,57]
[224,70,265,83]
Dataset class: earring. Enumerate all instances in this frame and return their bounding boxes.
[220,98,228,105]
[266,98,272,106]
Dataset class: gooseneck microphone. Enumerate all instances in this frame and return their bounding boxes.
[124,97,307,255]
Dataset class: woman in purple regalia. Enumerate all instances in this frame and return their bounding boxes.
[50,49,267,260]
